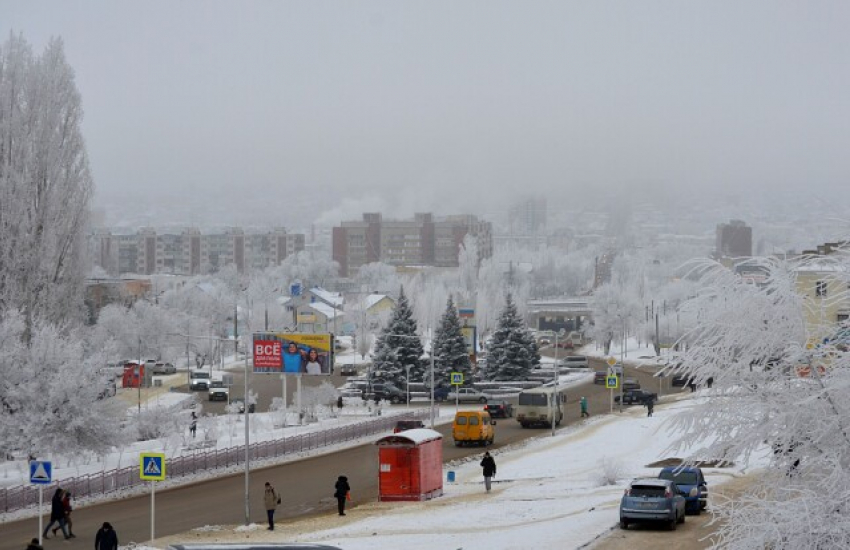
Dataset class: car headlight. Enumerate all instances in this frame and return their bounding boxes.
[689,488,698,498]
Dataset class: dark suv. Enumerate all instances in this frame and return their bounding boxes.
[393,419,425,433]
[362,382,408,404]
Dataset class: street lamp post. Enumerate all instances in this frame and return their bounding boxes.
[405,364,411,409]
[243,344,250,526]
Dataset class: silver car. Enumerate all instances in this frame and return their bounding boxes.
[620,478,688,530]
[446,387,492,403]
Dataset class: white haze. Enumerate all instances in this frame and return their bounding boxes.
[4,0,850,228]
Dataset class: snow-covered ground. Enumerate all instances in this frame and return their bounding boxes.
[0,371,593,517]
[145,391,765,550]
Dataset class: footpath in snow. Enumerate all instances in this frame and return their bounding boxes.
[149,392,760,550]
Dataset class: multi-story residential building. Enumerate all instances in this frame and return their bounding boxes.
[716,219,752,258]
[795,241,850,339]
[90,227,305,276]
[332,212,493,277]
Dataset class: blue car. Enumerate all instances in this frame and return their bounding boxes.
[620,478,687,530]
[658,466,708,514]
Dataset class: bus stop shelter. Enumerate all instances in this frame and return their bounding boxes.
[375,428,443,501]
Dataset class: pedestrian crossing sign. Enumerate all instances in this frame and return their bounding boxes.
[606,376,619,389]
[29,461,52,484]
[140,452,166,481]
[450,372,464,385]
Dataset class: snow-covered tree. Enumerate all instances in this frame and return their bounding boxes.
[371,287,423,387]
[589,282,644,355]
[668,255,850,549]
[486,294,539,381]
[353,262,399,294]
[0,311,125,457]
[432,297,472,386]
[0,35,94,334]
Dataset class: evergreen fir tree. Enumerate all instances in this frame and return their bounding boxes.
[486,293,540,380]
[370,287,423,387]
[432,297,472,387]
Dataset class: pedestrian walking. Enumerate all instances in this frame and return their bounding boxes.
[263,481,280,530]
[52,490,75,538]
[580,396,589,418]
[42,488,70,540]
[94,522,118,550]
[25,538,43,550]
[480,451,497,492]
[334,475,351,516]
[190,411,198,438]
[645,398,654,417]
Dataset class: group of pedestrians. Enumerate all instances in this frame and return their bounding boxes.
[42,488,74,540]
[263,474,352,531]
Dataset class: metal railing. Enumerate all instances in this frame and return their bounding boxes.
[0,408,429,514]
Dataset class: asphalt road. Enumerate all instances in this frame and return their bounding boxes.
[1,360,679,549]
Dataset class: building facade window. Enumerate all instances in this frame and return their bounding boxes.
[816,281,828,297]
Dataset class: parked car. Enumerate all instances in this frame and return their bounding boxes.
[614,389,658,405]
[622,377,641,391]
[152,362,177,375]
[393,419,425,433]
[484,400,514,418]
[339,381,368,398]
[433,386,450,402]
[338,364,358,376]
[446,387,491,404]
[620,478,687,530]
[362,382,408,404]
[230,397,255,413]
[658,467,708,514]
[560,355,589,369]
[208,380,229,402]
[594,371,607,385]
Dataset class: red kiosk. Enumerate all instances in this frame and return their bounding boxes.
[375,428,443,501]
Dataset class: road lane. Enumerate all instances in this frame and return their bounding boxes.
[1,362,679,549]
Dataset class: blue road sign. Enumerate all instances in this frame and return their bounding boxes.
[140,453,166,481]
[30,461,52,484]
[606,376,619,389]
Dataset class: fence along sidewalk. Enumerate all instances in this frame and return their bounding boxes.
[0,408,429,514]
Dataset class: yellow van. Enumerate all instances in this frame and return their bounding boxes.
[452,410,496,447]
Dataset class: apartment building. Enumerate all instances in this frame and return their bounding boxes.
[332,212,493,277]
[716,219,752,258]
[91,227,305,276]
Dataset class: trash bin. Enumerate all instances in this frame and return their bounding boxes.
[447,471,456,483]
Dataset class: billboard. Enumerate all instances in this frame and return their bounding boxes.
[252,332,334,375]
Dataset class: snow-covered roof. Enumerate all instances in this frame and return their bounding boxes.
[364,293,392,310]
[309,287,344,308]
[308,302,344,320]
[375,428,442,445]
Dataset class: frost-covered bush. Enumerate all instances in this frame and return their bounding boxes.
[592,456,624,486]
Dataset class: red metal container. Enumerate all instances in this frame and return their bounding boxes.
[375,428,443,501]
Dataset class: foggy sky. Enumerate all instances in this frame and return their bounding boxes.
[3,1,850,228]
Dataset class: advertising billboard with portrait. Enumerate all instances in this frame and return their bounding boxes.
[252,332,334,375]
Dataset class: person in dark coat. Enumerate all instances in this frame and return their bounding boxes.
[52,490,75,538]
[25,538,43,550]
[334,475,351,516]
[42,488,69,539]
[645,397,654,417]
[480,451,497,492]
[94,522,118,550]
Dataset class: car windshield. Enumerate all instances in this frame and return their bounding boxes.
[192,372,210,379]
[659,471,698,485]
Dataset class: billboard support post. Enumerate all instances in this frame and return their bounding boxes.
[297,374,303,425]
